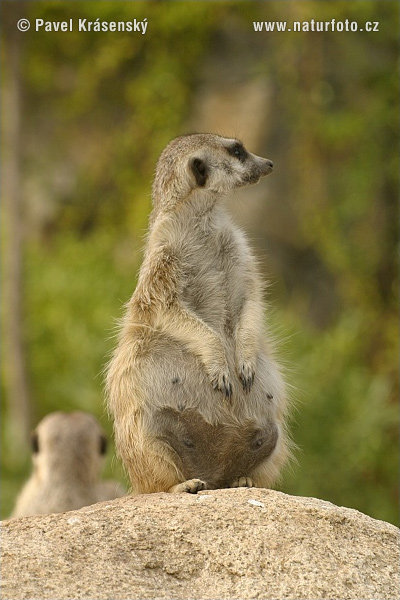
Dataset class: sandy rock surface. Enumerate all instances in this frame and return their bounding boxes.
[2,488,399,600]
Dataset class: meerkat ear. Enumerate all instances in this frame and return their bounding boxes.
[99,434,108,455]
[190,157,208,187]
[30,431,39,454]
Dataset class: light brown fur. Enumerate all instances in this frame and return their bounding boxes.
[12,411,125,517]
[106,133,291,494]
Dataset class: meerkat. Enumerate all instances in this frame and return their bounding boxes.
[106,133,291,494]
[11,411,125,517]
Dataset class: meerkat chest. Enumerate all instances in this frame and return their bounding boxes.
[179,224,251,328]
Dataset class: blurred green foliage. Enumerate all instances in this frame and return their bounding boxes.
[1,1,398,524]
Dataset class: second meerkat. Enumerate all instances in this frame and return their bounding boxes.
[11,411,125,517]
[106,133,291,494]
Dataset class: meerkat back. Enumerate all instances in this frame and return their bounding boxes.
[106,133,291,495]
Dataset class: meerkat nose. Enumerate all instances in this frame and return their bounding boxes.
[262,159,273,175]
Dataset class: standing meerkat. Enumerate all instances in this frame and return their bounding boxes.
[106,133,291,494]
[11,411,125,517]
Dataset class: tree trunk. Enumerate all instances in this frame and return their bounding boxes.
[2,5,33,463]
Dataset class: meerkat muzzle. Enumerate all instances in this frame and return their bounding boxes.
[263,159,274,174]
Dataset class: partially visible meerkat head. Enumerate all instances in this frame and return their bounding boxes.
[151,134,273,216]
[30,411,108,485]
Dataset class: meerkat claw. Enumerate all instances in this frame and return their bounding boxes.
[239,363,255,392]
[230,477,254,488]
[211,371,232,398]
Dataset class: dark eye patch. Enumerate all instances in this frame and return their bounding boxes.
[227,142,247,163]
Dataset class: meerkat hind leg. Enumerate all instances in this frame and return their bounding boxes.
[168,478,207,493]
[230,477,254,488]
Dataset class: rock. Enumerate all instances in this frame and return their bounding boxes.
[1,489,399,600]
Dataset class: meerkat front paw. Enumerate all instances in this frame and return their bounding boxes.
[169,479,207,493]
[237,360,256,392]
[236,350,256,392]
[209,366,232,398]
[230,477,254,488]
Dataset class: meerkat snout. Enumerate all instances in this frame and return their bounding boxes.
[238,154,273,187]
[264,159,274,172]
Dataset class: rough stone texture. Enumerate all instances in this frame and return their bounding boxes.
[1,489,399,600]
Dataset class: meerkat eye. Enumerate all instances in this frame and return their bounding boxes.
[227,143,247,163]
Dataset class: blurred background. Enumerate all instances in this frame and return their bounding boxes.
[1,1,398,524]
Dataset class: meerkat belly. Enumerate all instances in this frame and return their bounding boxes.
[140,331,281,424]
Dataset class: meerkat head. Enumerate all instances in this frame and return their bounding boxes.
[31,411,108,484]
[187,135,273,193]
[151,134,273,216]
